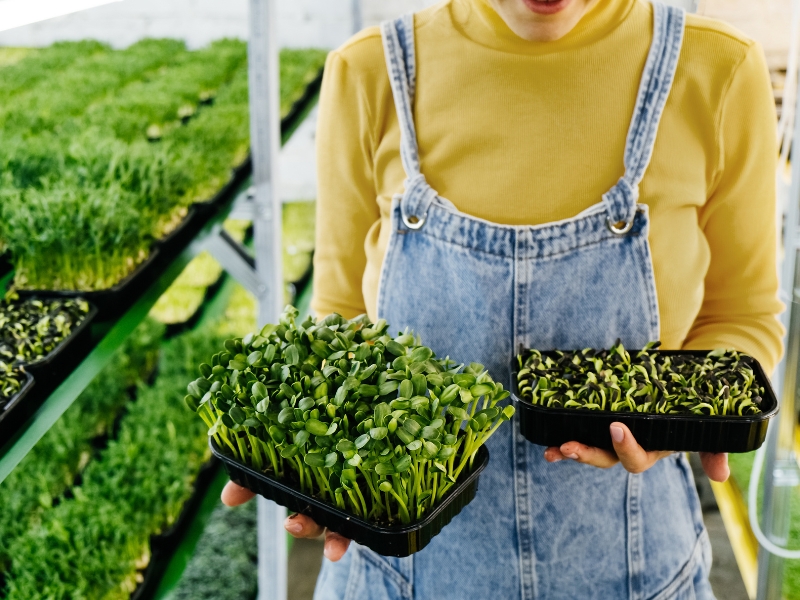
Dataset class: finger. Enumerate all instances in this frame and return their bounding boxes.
[608,422,656,474]
[700,452,729,482]
[559,441,619,469]
[284,513,325,539]
[609,423,673,473]
[221,481,256,507]
[544,446,567,462]
[324,531,351,561]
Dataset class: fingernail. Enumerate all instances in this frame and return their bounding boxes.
[324,542,339,560]
[550,456,563,462]
[610,425,624,443]
[565,453,578,460]
[285,519,302,534]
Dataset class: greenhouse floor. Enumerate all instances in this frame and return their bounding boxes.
[289,539,324,600]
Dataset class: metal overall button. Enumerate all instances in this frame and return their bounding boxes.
[403,212,426,229]
[606,208,644,236]
[606,217,635,235]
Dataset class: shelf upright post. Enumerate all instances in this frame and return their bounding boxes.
[249,0,287,599]
[352,0,362,33]
[756,62,800,600]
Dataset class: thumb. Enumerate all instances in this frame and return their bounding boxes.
[609,422,650,474]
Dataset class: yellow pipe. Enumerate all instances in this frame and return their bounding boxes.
[710,476,759,599]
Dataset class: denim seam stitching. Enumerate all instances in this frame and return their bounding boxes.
[406,226,641,261]
[646,534,705,600]
[632,234,661,341]
[377,201,404,320]
[359,548,414,598]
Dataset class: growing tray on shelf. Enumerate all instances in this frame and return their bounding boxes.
[0,371,36,442]
[153,205,202,257]
[0,254,11,280]
[16,250,161,321]
[191,156,253,213]
[511,350,779,453]
[0,302,97,443]
[211,439,489,557]
[0,371,34,414]
[130,458,221,600]
[281,70,323,133]
[21,302,99,378]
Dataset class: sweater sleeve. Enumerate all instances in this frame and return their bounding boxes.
[311,49,381,319]
[681,41,784,372]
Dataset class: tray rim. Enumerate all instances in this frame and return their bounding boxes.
[210,437,489,535]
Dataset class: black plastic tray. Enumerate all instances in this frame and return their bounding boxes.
[211,439,489,557]
[0,371,35,443]
[130,458,221,600]
[281,70,323,135]
[21,301,98,377]
[16,250,161,321]
[0,253,11,281]
[0,371,34,413]
[153,205,201,257]
[511,350,779,453]
[0,302,97,442]
[191,156,253,213]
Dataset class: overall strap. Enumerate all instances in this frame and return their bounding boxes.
[602,2,685,232]
[381,15,439,229]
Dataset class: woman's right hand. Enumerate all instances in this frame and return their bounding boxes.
[221,481,351,561]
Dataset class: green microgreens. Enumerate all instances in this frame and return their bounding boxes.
[516,341,764,417]
[0,362,26,409]
[0,294,91,366]
[185,307,515,526]
[0,43,326,292]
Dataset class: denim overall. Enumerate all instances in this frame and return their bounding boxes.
[314,4,714,598]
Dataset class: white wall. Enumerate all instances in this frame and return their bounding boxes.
[700,0,792,69]
[0,0,355,49]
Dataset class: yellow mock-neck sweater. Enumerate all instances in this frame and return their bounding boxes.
[312,0,784,371]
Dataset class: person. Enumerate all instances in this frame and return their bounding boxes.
[222,0,784,597]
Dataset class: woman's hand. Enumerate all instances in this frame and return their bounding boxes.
[221,482,351,561]
[543,422,730,482]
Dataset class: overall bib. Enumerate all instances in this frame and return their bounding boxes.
[315,4,714,598]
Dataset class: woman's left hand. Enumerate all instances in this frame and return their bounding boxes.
[543,422,730,482]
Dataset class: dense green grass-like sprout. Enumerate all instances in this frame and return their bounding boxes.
[516,341,765,416]
[0,181,152,290]
[0,41,327,292]
[186,308,514,525]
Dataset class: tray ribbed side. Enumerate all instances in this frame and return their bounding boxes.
[211,439,488,557]
[514,398,771,452]
[512,349,778,453]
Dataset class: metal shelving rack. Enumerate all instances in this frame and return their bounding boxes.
[0,1,315,598]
